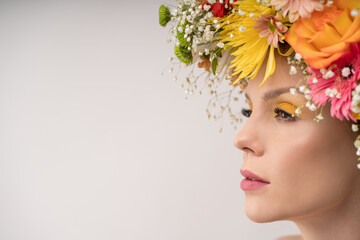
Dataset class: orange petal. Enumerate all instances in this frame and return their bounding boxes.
[298,17,317,33]
[320,41,349,54]
[332,10,353,36]
[311,24,342,49]
[295,19,315,38]
[345,28,360,42]
[295,38,328,59]
[333,0,360,10]
[306,52,343,69]
[341,15,360,40]
[285,24,299,46]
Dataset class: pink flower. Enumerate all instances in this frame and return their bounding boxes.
[253,14,288,48]
[271,0,324,22]
[307,43,360,121]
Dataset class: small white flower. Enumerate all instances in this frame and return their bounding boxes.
[356,85,360,92]
[353,106,360,114]
[178,26,183,33]
[203,5,211,11]
[213,19,218,24]
[316,114,324,120]
[357,150,360,156]
[323,70,335,79]
[216,24,221,29]
[312,77,318,84]
[239,25,246,31]
[304,89,311,95]
[217,42,225,48]
[305,94,312,100]
[289,66,297,75]
[290,88,297,95]
[230,33,234,38]
[352,124,359,132]
[325,88,331,96]
[249,12,254,18]
[294,53,302,61]
[354,140,360,148]
[309,104,317,111]
[238,9,245,15]
[299,85,306,93]
[357,163,360,169]
[205,48,210,55]
[295,108,302,116]
[325,88,338,98]
[336,93,342,99]
[219,0,223,3]
[351,9,359,17]
[187,37,191,42]
[306,101,311,108]
[326,0,333,7]
[341,67,351,77]
[320,68,327,74]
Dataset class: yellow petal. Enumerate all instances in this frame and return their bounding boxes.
[341,15,360,40]
[259,45,275,87]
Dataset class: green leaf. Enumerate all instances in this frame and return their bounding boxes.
[212,57,218,75]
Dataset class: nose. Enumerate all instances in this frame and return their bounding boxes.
[233,115,264,156]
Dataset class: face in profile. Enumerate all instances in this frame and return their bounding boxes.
[233,53,360,223]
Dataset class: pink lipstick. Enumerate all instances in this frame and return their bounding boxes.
[240,169,270,191]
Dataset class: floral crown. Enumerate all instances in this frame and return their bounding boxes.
[159,0,360,168]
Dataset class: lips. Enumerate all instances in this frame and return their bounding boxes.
[240,169,270,183]
[240,169,270,191]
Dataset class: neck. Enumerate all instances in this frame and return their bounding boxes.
[290,180,360,240]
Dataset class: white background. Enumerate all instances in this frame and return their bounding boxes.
[0,0,299,239]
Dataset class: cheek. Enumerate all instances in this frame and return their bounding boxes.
[266,122,357,220]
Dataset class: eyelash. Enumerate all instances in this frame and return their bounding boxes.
[274,107,298,121]
[241,108,298,121]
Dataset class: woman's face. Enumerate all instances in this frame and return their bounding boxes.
[234,54,359,223]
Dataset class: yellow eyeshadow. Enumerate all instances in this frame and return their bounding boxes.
[277,103,298,116]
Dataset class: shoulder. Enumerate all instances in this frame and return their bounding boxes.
[274,235,303,240]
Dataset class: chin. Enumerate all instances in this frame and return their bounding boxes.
[244,200,284,223]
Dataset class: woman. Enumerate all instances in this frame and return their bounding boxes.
[160,0,360,239]
[235,51,360,240]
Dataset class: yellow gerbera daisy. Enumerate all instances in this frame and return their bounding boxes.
[219,0,285,86]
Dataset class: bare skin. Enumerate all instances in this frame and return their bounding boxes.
[275,235,303,240]
[234,53,360,240]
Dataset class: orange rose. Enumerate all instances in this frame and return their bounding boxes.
[285,1,360,69]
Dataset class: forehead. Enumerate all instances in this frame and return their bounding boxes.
[245,54,303,100]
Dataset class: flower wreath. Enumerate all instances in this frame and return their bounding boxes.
[159,0,360,168]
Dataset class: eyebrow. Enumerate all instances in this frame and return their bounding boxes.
[245,87,295,102]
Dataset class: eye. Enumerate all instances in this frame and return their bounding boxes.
[241,108,252,118]
[274,107,297,121]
